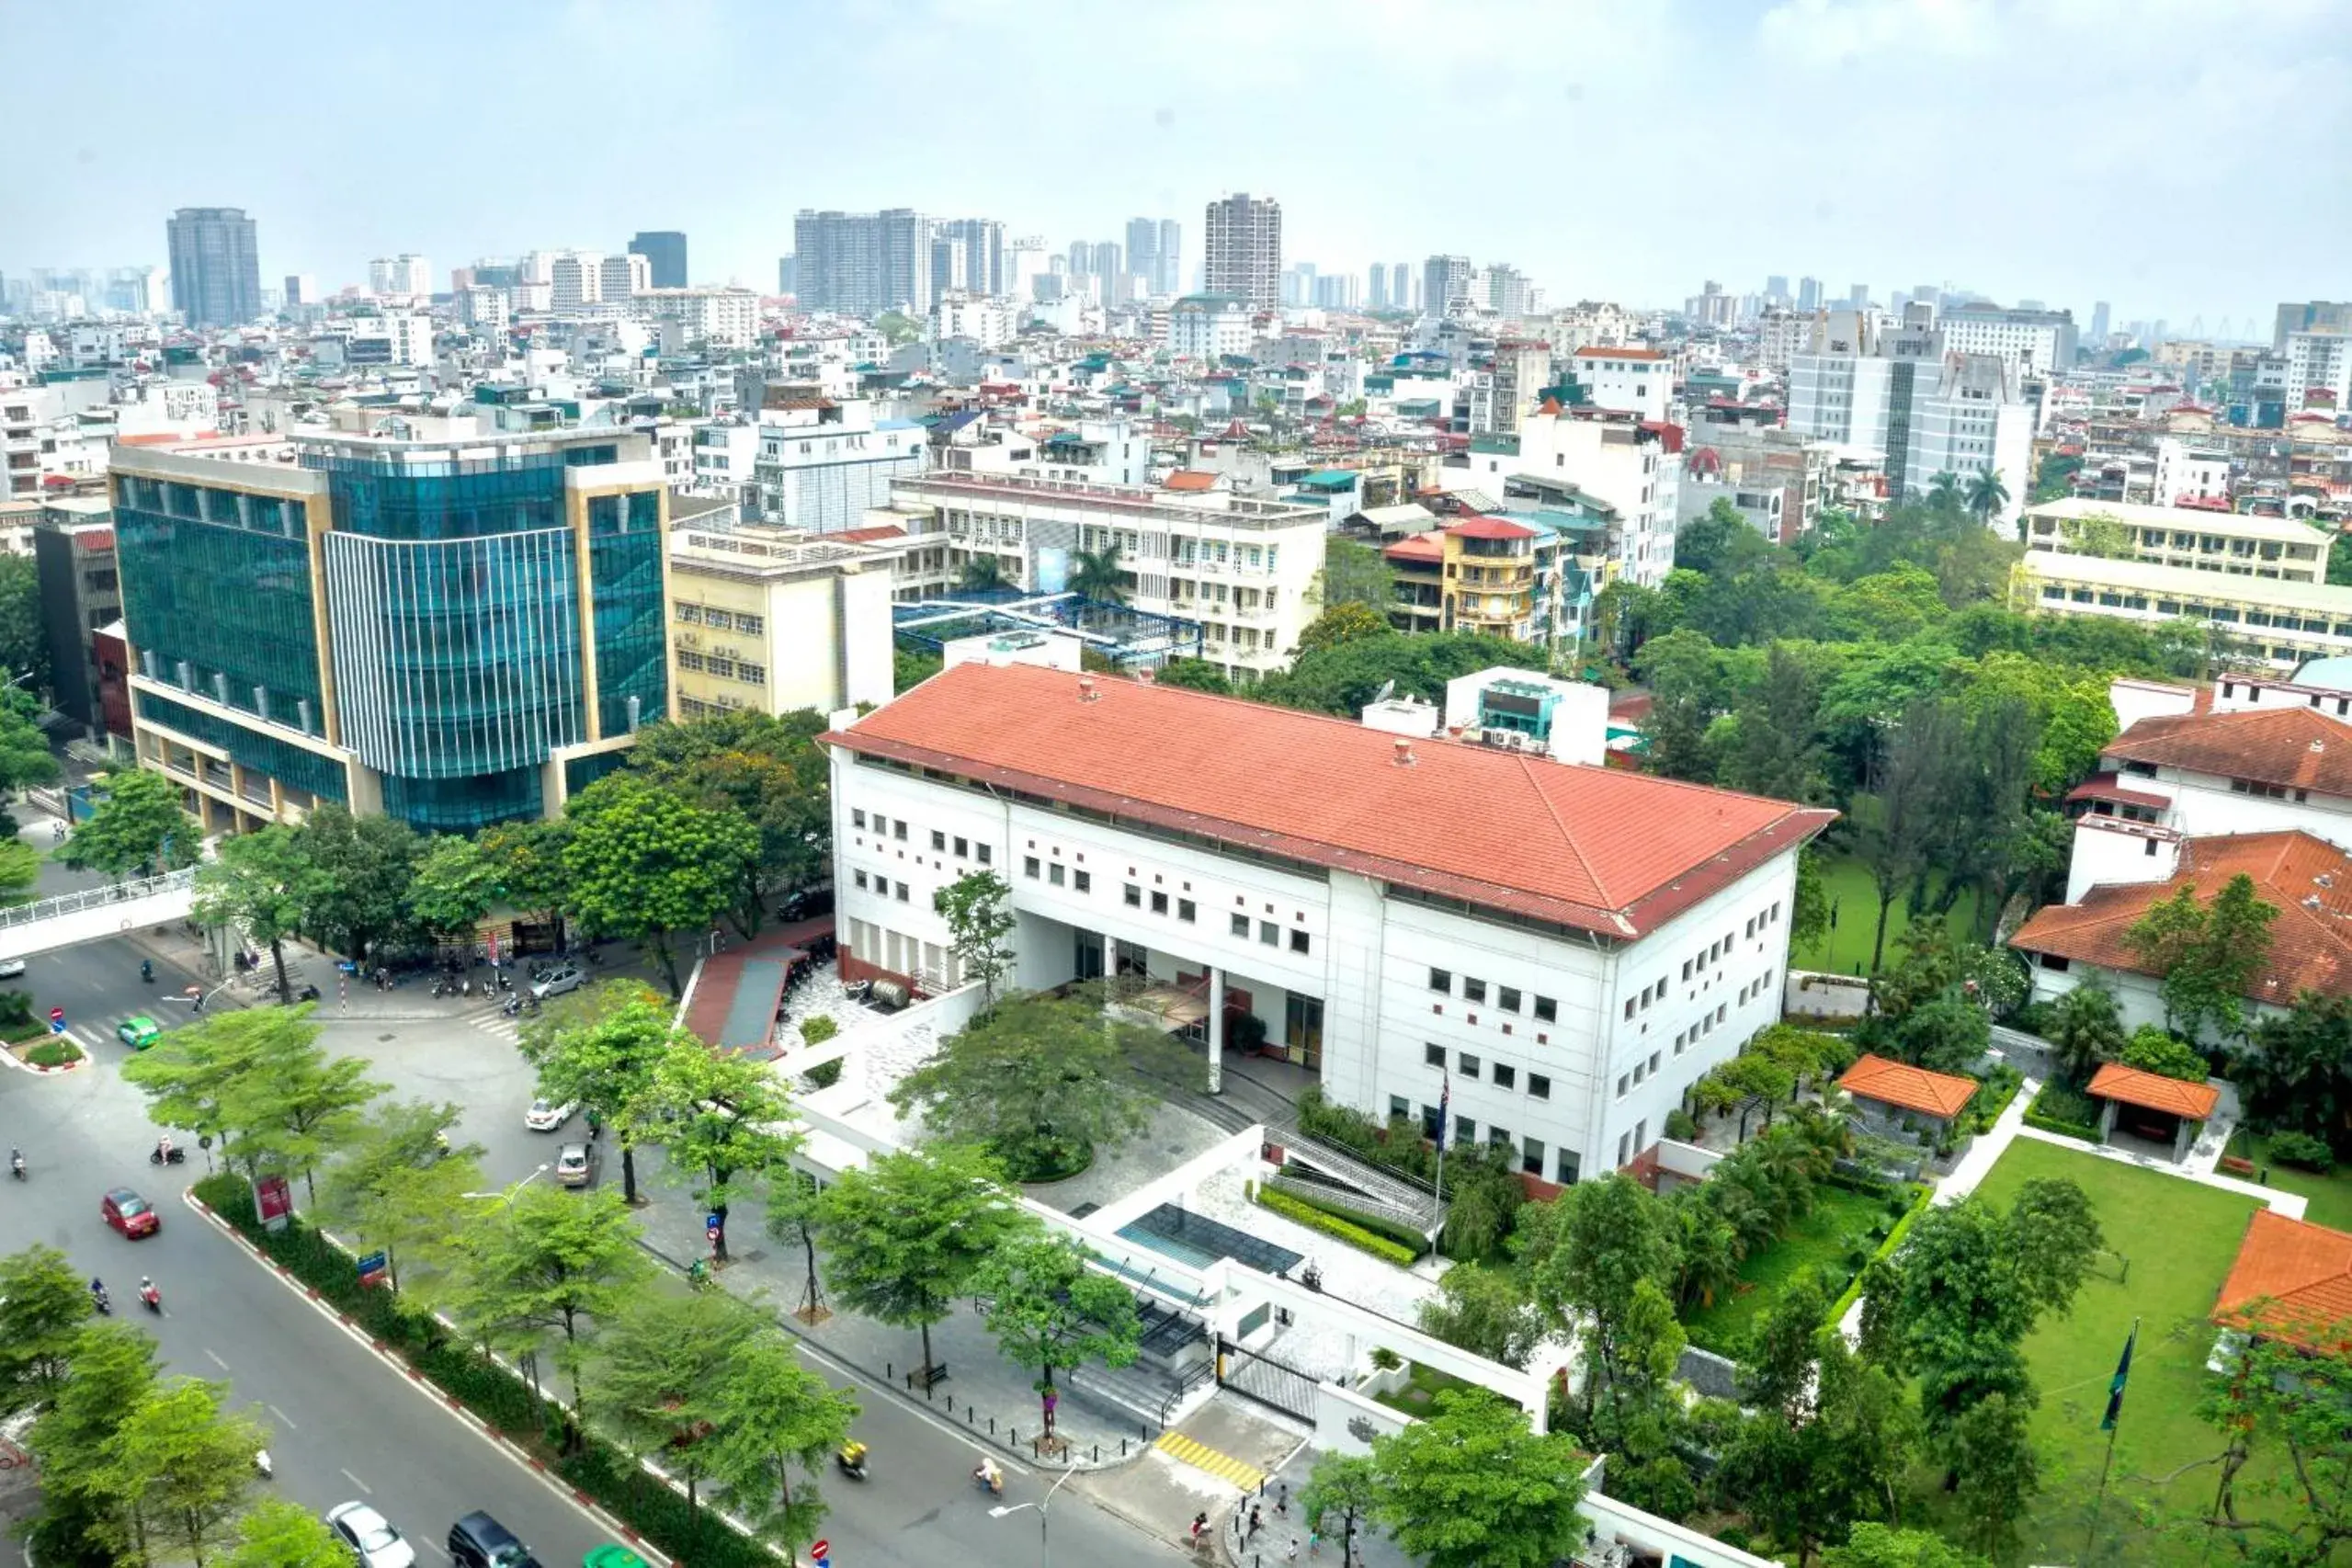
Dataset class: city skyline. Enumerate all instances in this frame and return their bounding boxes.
[4,0,2345,328]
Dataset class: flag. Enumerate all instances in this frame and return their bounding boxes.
[1435,1074,1450,1153]
[2100,1320,2138,1431]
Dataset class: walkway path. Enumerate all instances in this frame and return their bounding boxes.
[1933,1074,2039,1205]
[2012,1124,2304,1219]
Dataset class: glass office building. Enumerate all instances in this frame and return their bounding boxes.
[112,426,669,835]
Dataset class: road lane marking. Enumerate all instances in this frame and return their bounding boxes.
[267,1403,297,1431]
[340,1467,372,1494]
[202,1348,229,1370]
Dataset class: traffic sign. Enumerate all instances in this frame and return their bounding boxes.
[706,1213,722,1237]
[809,1541,827,1566]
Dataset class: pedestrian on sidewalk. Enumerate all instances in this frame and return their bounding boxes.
[1286,1538,1299,1563]
[1277,1482,1288,1517]
[1246,1504,1261,1541]
[1308,1525,1321,1559]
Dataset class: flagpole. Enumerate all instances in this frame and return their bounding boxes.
[2088,1316,2140,1553]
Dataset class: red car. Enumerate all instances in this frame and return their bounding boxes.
[102,1187,160,1239]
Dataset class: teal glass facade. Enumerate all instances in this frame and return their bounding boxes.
[133,691,348,804]
[588,490,667,738]
[114,473,324,735]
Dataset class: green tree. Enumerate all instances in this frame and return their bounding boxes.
[1317,536,1396,610]
[520,983,674,1202]
[599,1291,762,1537]
[60,769,199,878]
[1300,1451,1381,1568]
[1675,497,1773,576]
[1153,658,1233,695]
[1293,599,1393,657]
[2061,510,2137,559]
[222,1498,355,1568]
[2044,981,2128,1087]
[893,646,944,693]
[1519,1174,1680,1427]
[562,773,759,994]
[219,1006,385,1199]
[1415,1262,1546,1369]
[958,552,1010,592]
[2239,990,2352,1145]
[812,1144,1028,1383]
[104,1377,267,1568]
[1725,643,1830,802]
[972,1229,1141,1442]
[2120,1024,2208,1081]
[873,310,921,346]
[1858,697,1961,973]
[626,1031,800,1260]
[0,1243,94,1409]
[1067,539,1130,604]
[934,869,1015,1005]
[1633,628,1727,784]
[1740,1275,1828,1425]
[26,1323,164,1567]
[1366,1387,1588,1568]
[1823,1524,1990,1568]
[887,988,1199,1178]
[626,710,834,933]
[291,805,418,960]
[2123,872,2278,1040]
[1793,846,1830,948]
[1925,472,1962,515]
[479,818,572,934]
[1963,469,2010,523]
[0,556,46,690]
[2196,1328,2352,1563]
[436,1182,653,1442]
[698,1332,858,1557]
[1944,1392,2039,1559]
[408,834,502,942]
[319,1099,483,1291]
[119,1006,276,1161]
[0,683,58,810]
[1827,563,1949,643]
[193,825,324,1003]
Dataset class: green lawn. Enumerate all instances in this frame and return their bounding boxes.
[1682,1185,1891,1354]
[1961,1139,2265,1562]
[1791,855,1983,978]
[2226,1130,2352,1232]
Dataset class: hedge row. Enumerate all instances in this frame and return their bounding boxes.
[191,1173,768,1568]
[1252,1184,1419,1267]
[1265,1176,1433,1258]
[1823,1181,1935,1328]
[2023,1083,2102,1143]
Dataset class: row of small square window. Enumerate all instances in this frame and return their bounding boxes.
[1423,1043,1551,1100]
[1616,1049,1666,1099]
[850,808,995,868]
[1426,968,1559,1024]
[1025,857,1312,952]
[851,870,913,902]
[1669,1002,1733,1057]
[1388,1094,1572,1181]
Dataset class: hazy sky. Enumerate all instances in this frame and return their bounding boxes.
[4,0,2345,335]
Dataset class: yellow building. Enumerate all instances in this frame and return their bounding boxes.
[666,518,896,719]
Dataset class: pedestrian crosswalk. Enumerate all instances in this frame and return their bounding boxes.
[460,999,525,1045]
[1154,1430,1267,1491]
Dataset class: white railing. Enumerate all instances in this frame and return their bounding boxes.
[0,868,197,930]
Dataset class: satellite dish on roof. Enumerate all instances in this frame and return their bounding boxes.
[1372,679,1396,705]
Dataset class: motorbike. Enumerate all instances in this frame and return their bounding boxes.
[8,1149,23,1181]
[835,1445,869,1482]
[150,1142,186,1165]
[972,1464,1004,1497]
[139,1278,161,1313]
[90,1282,110,1315]
[500,995,522,1018]
[140,960,153,983]
[254,1448,273,1480]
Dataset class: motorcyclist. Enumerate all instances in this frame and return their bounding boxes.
[836,1439,867,1476]
[973,1458,1004,1494]
[88,1277,108,1312]
[140,959,153,983]
[155,1132,174,1162]
[8,1146,22,1178]
[138,1276,160,1309]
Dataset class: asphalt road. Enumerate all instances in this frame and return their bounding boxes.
[0,930,1187,1568]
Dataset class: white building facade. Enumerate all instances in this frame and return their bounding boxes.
[824,662,1829,1185]
[752,393,926,533]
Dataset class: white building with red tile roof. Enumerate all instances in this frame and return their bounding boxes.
[823,661,1834,1185]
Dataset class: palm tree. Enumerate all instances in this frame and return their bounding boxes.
[1067,540,1129,605]
[1925,471,1962,514]
[1670,1196,1743,1310]
[958,553,1009,593]
[1964,468,2010,522]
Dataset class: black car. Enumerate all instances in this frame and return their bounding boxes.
[447,1512,541,1568]
[778,885,834,923]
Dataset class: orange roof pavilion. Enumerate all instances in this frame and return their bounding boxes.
[2214,1209,2352,1353]
[2087,1062,2221,1121]
[1835,1053,1979,1119]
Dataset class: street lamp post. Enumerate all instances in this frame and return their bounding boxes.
[461,1164,551,1208]
[989,1459,1077,1565]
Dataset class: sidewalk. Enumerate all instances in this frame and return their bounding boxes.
[1220,1445,1390,1568]
[629,1169,1164,1471]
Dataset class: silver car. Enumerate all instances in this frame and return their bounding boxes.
[327,1501,416,1568]
[530,964,585,1001]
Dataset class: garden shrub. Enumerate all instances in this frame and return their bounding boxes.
[26,1040,82,1067]
[800,1014,838,1047]
[1267,1176,1432,1257]
[1254,1186,1419,1267]
[2270,1131,2336,1173]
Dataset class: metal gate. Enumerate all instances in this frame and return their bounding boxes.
[1216,1335,1320,1423]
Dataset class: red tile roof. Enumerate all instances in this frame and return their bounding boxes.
[1163,470,1221,492]
[830,525,908,543]
[2010,831,2352,1007]
[825,662,1835,938]
[1575,347,1665,361]
[2215,1210,2352,1351]
[1383,534,1444,563]
[1836,1053,1979,1119]
[2105,707,2352,799]
[2087,1061,2221,1120]
[2064,772,2172,811]
[1449,517,1536,541]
